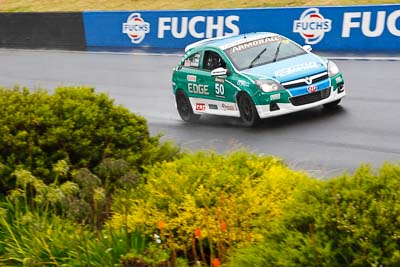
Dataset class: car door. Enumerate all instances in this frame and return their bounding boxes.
[178,50,212,101]
[201,49,238,113]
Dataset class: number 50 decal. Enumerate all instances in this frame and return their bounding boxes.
[215,83,225,97]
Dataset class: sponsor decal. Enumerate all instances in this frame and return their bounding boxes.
[196,103,206,111]
[184,53,201,68]
[307,85,318,93]
[230,36,281,54]
[274,62,320,77]
[342,10,400,38]
[187,75,197,82]
[293,8,332,45]
[270,94,281,101]
[122,13,150,44]
[335,76,343,83]
[215,77,225,83]
[237,80,250,87]
[215,83,225,98]
[158,15,240,39]
[208,104,218,110]
[222,103,235,111]
[188,83,209,95]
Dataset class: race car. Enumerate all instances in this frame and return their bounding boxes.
[172,32,345,126]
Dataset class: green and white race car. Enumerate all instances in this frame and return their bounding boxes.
[172,32,345,126]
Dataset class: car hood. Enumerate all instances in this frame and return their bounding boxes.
[240,53,327,83]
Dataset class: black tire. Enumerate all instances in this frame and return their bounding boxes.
[175,90,201,122]
[323,99,341,109]
[238,93,260,127]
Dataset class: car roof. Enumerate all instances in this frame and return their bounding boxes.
[185,32,280,52]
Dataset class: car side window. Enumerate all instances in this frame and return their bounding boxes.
[203,50,226,71]
[182,52,201,68]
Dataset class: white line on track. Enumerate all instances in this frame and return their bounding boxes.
[328,56,400,61]
[2,48,400,61]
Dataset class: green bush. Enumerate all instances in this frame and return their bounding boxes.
[230,163,400,266]
[108,151,312,266]
[0,207,153,266]
[2,144,400,266]
[1,87,399,266]
[0,170,153,267]
[0,86,179,192]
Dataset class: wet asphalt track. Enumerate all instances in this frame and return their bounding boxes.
[0,49,399,177]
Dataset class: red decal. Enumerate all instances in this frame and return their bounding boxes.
[307,85,317,93]
[187,75,197,82]
[196,103,206,111]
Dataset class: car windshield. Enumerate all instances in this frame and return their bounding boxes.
[224,36,306,71]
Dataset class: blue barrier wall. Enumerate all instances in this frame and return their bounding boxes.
[83,5,400,52]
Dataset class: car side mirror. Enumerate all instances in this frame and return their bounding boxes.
[211,67,230,76]
[302,45,312,52]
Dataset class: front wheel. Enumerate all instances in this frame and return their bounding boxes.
[175,90,201,122]
[323,99,341,110]
[238,93,260,127]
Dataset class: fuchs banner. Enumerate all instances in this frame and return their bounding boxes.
[83,4,400,52]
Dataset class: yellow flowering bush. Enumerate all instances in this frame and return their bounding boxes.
[109,151,312,264]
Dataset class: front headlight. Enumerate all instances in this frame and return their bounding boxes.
[328,60,340,77]
[256,79,285,93]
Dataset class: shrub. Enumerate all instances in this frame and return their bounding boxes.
[0,170,152,267]
[229,163,400,266]
[7,160,146,228]
[0,86,179,192]
[0,206,153,266]
[108,151,311,266]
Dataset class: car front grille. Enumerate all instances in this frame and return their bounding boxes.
[282,72,329,89]
[290,87,331,106]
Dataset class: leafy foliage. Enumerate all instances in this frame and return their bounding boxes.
[0,86,179,192]
[108,151,311,265]
[2,151,400,266]
[0,205,151,266]
[230,163,400,266]
[0,165,153,266]
[1,86,400,266]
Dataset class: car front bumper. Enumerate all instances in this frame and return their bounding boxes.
[255,85,346,119]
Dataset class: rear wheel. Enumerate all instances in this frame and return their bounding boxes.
[175,90,200,122]
[238,93,260,127]
[323,99,341,109]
